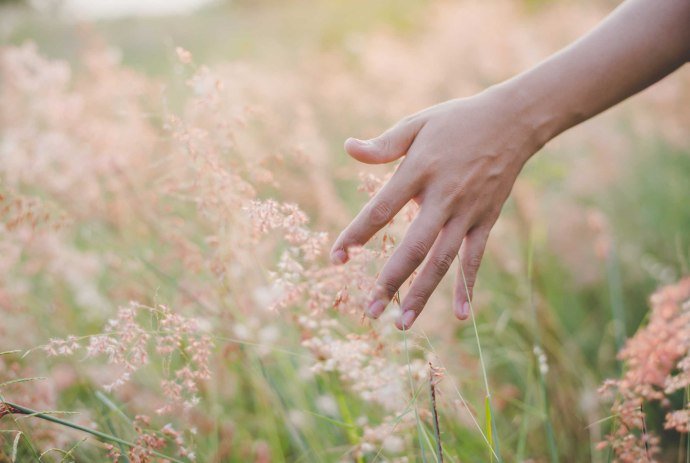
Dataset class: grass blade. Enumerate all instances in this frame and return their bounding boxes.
[1,402,186,463]
[11,431,21,463]
[399,290,428,463]
[527,234,559,463]
[458,255,502,462]
[429,363,443,463]
[485,396,493,462]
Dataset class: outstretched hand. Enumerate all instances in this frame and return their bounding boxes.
[330,88,542,330]
[328,0,690,330]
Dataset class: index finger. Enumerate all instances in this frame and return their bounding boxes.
[330,164,419,264]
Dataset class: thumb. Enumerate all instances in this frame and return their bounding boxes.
[345,118,423,165]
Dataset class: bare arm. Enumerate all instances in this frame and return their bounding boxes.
[330,0,690,330]
[509,0,690,146]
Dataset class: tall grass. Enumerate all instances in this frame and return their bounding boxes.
[1,1,689,461]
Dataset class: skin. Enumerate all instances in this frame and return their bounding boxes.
[330,0,690,330]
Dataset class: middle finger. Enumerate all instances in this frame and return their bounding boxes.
[366,206,446,319]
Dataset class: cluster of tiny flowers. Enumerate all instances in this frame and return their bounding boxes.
[598,277,690,461]
[44,335,81,356]
[45,302,212,412]
[3,37,457,461]
[533,345,549,376]
[0,192,67,234]
[303,332,407,411]
[240,159,430,450]
[104,415,195,463]
[246,199,327,261]
[87,304,151,391]
[0,1,687,457]
[359,420,410,456]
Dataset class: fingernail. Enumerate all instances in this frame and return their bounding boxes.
[460,302,470,319]
[352,138,373,146]
[401,310,416,329]
[367,300,386,319]
[331,249,347,265]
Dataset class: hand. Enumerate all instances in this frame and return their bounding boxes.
[330,87,543,330]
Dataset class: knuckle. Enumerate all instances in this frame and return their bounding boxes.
[403,291,428,313]
[430,252,455,276]
[442,182,466,200]
[437,183,466,210]
[461,253,483,289]
[367,201,393,227]
[467,254,483,273]
[404,239,429,265]
[379,279,400,299]
[465,276,476,289]
[486,207,502,222]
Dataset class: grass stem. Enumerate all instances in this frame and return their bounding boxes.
[458,255,502,462]
[428,363,443,463]
[526,235,559,463]
[1,402,186,463]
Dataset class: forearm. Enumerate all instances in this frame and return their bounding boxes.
[497,0,690,152]
[334,0,690,328]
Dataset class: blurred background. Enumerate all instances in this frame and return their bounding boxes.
[1,0,689,462]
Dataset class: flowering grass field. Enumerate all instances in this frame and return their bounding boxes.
[1,1,690,462]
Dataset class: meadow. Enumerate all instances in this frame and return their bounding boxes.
[1,0,689,461]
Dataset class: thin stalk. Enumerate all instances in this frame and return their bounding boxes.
[24,331,309,361]
[95,391,133,424]
[458,262,490,394]
[0,377,47,388]
[59,437,90,462]
[526,236,559,463]
[458,256,502,462]
[484,396,501,462]
[429,363,443,463]
[641,406,651,462]
[303,410,355,429]
[1,402,186,463]
[0,351,21,357]
[417,329,499,460]
[0,395,40,460]
[419,421,440,463]
[249,355,289,463]
[606,246,626,355]
[515,386,532,460]
[333,383,363,463]
[401,298,428,463]
[686,385,690,463]
[675,234,689,276]
[12,431,21,462]
[95,392,131,463]
[38,437,88,462]
[370,383,425,463]
[535,360,558,463]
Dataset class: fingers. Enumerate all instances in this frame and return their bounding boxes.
[365,207,446,321]
[330,163,420,264]
[395,217,468,330]
[344,117,424,165]
[454,226,490,320]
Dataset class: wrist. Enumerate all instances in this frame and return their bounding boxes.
[488,75,576,159]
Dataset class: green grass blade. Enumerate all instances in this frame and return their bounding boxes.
[459,256,502,462]
[2,402,186,463]
[527,233,559,463]
[485,396,493,462]
[402,319,428,463]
